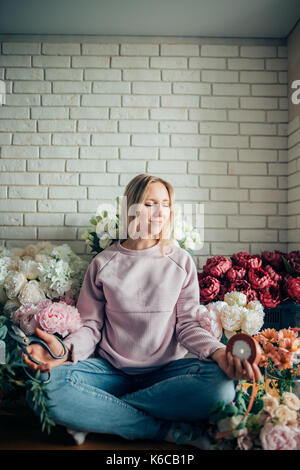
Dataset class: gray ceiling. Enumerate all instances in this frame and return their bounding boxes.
[0,0,299,38]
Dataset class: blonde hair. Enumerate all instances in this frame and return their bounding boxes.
[119,174,176,257]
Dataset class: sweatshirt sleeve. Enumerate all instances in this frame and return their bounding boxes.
[63,257,106,364]
[175,253,225,361]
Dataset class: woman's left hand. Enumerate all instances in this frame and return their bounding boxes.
[211,348,262,382]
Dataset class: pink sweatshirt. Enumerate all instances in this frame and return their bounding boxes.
[63,239,225,374]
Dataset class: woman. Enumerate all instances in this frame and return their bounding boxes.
[25,174,261,449]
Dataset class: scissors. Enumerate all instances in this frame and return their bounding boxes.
[9,325,68,384]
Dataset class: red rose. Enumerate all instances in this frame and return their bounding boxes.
[199,275,221,303]
[228,279,252,297]
[264,264,283,286]
[226,265,247,283]
[232,251,262,269]
[285,275,300,303]
[248,267,271,290]
[259,285,281,308]
[203,255,232,278]
[262,251,284,270]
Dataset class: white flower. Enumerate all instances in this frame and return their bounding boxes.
[220,304,243,332]
[246,300,263,310]
[3,298,21,316]
[224,291,247,307]
[37,258,73,299]
[217,415,243,439]
[274,405,297,425]
[18,257,39,280]
[282,392,300,411]
[18,280,46,305]
[241,308,264,336]
[262,393,279,416]
[99,233,112,249]
[3,271,27,299]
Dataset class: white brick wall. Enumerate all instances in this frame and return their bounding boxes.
[288,115,300,251]
[0,37,292,266]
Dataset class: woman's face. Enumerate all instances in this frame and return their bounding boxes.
[129,182,171,240]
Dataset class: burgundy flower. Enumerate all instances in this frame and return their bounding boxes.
[264,264,283,287]
[199,275,221,303]
[248,267,271,290]
[284,275,300,303]
[286,251,300,274]
[215,282,229,302]
[226,265,247,283]
[231,251,262,270]
[203,255,232,278]
[228,279,252,298]
[259,285,281,308]
[262,250,284,270]
[247,289,259,302]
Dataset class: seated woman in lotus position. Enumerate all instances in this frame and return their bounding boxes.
[24,173,261,448]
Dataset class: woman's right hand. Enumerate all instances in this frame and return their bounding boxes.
[22,327,69,373]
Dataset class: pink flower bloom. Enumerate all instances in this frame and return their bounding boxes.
[36,301,81,337]
[260,422,298,450]
[196,305,223,340]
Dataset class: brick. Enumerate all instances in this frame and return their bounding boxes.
[72,56,109,68]
[81,95,121,106]
[93,82,131,94]
[240,176,277,188]
[132,82,171,94]
[150,57,187,69]
[212,84,250,95]
[200,175,238,187]
[240,230,278,242]
[211,243,250,256]
[38,227,77,239]
[0,227,36,239]
[14,81,51,93]
[190,109,227,121]
[70,108,108,119]
[268,216,287,229]
[251,84,287,97]
[240,97,278,109]
[132,134,169,147]
[82,44,119,55]
[202,70,238,82]
[1,146,39,158]
[159,121,197,133]
[0,120,36,132]
[171,134,209,147]
[0,107,29,118]
[161,95,199,107]
[119,120,158,133]
[119,147,157,159]
[240,202,277,215]
[189,57,226,69]
[124,70,160,81]
[48,187,87,199]
[42,43,80,55]
[0,199,36,211]
[162,70,200,81]
[24,213,64,226]
[240,71,277,83]
[266,59,288,70]
[240,46,276,57]
[40,146,79,158]
[210,189,248,201]
[84,69,121,81]
[211,136,248,148]
[228,215,266,228]
[173,83,210,95]
[228,58,264,70]
[123,95,159,107]
[0,159,26,171]
[38,120,76,132]
[40,173,79,186]
[199,148,238,161]
[9,187,47,199]
[80,173,118,185]
[0,172,38,185]
[240,123,276,135]
[121,44,159,55]
[27,159,65,172]
[42,95,80,106]
[38,199,77,212]
[5,94,40,106]
[33,56,71,68]
[250,189,287,202]
[160,148,198,160]
[6,68,44,80]
[203,202,238,214]
[150,108,188,120]
[107,160,146,172]
[66,160,106,172]
[161,44,199,56]
[200,122,238,134]
[205,229,238,242]
[77,120,117,132]
[200,45,239,57]
[111,108,148,120]
[201,96,239,108]
[239,149,277,162]
[112,57,148,68]
[3,42,41,55]
[189,161,227,174]
[52,134,90,145]
[92,134,130,146]
[250,136,287,149]
[0,56,31,66]
[80,147,118,159]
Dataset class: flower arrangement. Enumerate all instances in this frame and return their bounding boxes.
[196,291,265,341]
[81,198,203,256]
[208,383,300,450]
[0,241,88,432]
[198,250,300,308]
[206,327,300,450]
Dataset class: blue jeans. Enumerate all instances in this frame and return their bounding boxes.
[27,357,235,442]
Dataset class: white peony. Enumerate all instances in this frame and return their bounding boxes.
[241,308,264,336]
[99,233,112,249]
[282,392,300,411]
[18,280,46,305]
[262,393,279,416]
[18,257,39,280]
[274,405,297,425]
[3,271,27,299]
[224,291,247,307]
[220,304,243,332]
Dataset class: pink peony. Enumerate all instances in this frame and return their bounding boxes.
[232,252,262,270]
[36,301,81,337]
[196,305,223,340]
[199,275,221,303]
[260,422,298,450]
[248,267,271,290]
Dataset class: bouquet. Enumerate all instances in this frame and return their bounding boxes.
[81,197,203,256]
[197,290,265,341]
[207,327,300,450]
[0,241,89,432]
[198,250,300,308]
